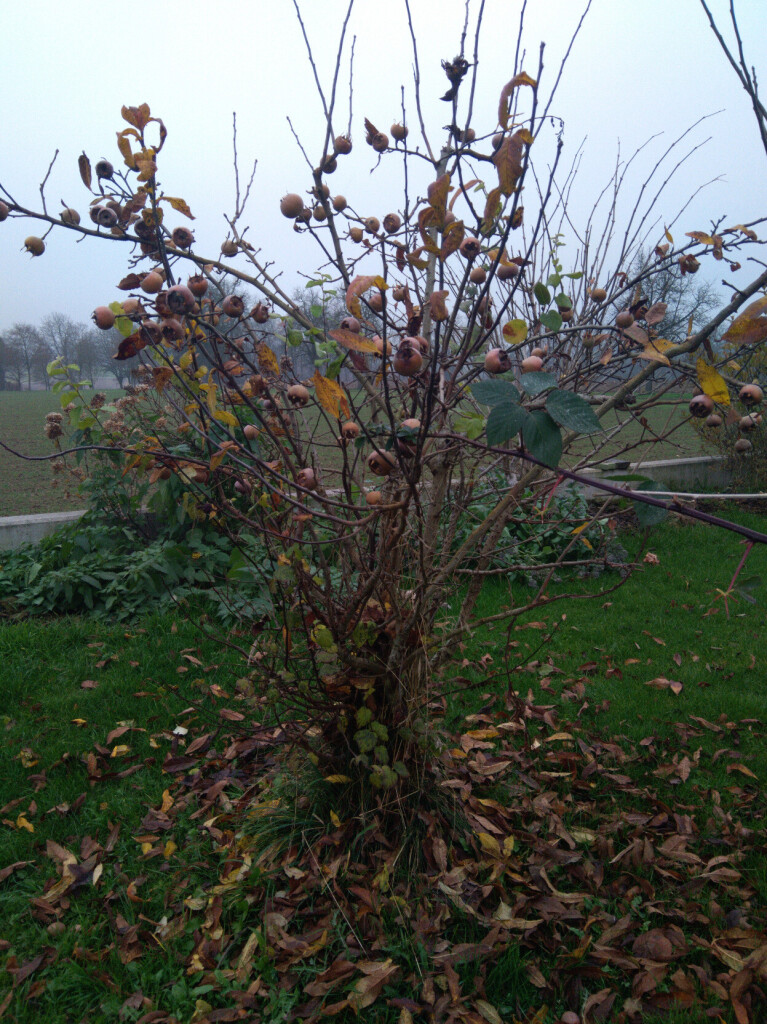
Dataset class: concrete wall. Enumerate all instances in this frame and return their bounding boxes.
[0,510,85,551]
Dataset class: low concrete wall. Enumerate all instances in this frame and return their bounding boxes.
[606,455,731,489]
[0,510,86,551]
[0,457,738,550]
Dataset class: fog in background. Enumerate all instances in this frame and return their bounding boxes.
[1,0,765,334]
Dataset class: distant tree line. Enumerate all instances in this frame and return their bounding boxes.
[0,314,139,391]
[0,284,348,392]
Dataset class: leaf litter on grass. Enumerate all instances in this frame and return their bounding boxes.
[1,675,766,1024]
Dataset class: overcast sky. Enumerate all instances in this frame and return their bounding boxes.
[1,0,765,334]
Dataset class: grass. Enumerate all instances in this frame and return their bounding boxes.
[0,391,122,517]
[0,510,765,1022]
[0,386,713,520]
[459,506,767,782]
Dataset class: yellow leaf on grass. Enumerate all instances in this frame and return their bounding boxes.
[475,999,503,1024]
[312,370,350,420]
[16,815,34,833]
[696,357,730,405]
[111,744,131,757]
[164,840,178,859]
[161,789,174,813]
[477,832,501,857]
[324,775,351,784]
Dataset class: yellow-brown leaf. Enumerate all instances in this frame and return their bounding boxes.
[312,370,350,420]
[638,338,674,366]
[165,195,195,219]
[328,328,379,354]
[497,71,537,129]
[255,342,280,376]
[345,275,388,318]
[722,296,767,347]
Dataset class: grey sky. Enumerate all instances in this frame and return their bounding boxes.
[1,0,765,334]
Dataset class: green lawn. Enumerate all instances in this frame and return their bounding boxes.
[0,511,764,1022]
[0,392,122,517]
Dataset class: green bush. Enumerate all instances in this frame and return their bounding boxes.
[0,512,273,622]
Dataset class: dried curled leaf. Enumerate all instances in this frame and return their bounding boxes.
[345,275,388,318]
[481,187,504,236]
[116,131,137,170]
[121,104,151,131]
[644,302,667,326]
[440,219,465,261]
[429,290,450,322]
[114,331,147,361]
[686,230,715,246]
[497,71,537,129]
[78,153,92,191]
[493,131,527,195]
[427,174,451,218]
[134,149,158,182]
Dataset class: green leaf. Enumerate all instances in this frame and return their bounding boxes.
[546,390,602,434]
[632,480,668,527]
[453,410,487,440]
[486,403,528,446]
[472,379,521,406]
[539,310,563,332]
[354,728,377,754]
[356,707,373,727]
[310,304,323,319]
[522,411,562,467]
[533,282,551,305]
[554,293,573,310]
[564,271,583,280]
[519,371,557,396]
[546,273,562,288]
[286,330,304,347]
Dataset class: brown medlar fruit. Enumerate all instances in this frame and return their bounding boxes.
[172,227,194,249]
[280,194,304,218]
[689,394,714,418]
[166,284,196,315]
[92,306,116,330]
[221,294,245,318]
